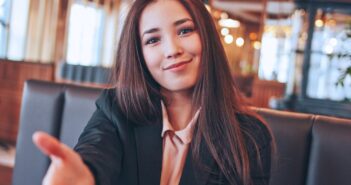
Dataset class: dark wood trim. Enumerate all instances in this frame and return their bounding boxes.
[300,5,316,99]
[0,164,12,185]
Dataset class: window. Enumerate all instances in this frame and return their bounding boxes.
[0,0,11,57]
[306,8,351,101]
[66,2,105,66]
[6,0,30,60]
[258,22,292,83]
[258,10,308,85]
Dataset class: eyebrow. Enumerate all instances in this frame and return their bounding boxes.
[142,18,193,38]
[174,18,193,26]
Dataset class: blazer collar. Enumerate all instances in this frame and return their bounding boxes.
[134,123,215,185]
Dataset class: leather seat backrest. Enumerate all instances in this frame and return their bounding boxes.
[60,86,102,148]
[257,108,314,185]
[13,80,102,185]
[13,81,64,185]
[306,115,351,185]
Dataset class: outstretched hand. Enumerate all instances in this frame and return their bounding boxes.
[32,131,95,185]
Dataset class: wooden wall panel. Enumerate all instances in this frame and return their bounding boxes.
[248,79,286,108]
[0,165,12,185]
[0,60,54,144]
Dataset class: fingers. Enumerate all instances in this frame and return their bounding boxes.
[32,131,66,160]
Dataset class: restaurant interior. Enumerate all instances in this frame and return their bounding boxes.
[0,0,351,184]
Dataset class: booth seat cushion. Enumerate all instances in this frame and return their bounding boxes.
[12,80,351,185]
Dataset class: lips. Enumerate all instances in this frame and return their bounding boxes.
[163,59,192,70]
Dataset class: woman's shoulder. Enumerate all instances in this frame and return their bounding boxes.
[95,88,115,110]
[92,88,136,130]
[97,88,116,103]
[95,88,125,119]
[236,113,272,150]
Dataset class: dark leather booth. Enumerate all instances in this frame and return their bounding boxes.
[13,80,351,185]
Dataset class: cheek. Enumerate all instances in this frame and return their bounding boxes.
[194,36,202,54]
[184,34,202,56]
[142,48,162,74]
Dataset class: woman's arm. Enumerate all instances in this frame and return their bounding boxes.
[74,90,124,185]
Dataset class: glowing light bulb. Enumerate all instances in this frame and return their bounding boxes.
[224,35,234,44]
[253,41,261,49]
[315,19,324,27]
[236,37,244,47]
[221,28,229,36]
[220,12,228,19]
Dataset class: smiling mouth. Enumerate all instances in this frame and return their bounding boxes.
[163,59,192,70]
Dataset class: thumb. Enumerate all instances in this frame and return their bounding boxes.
[32,131,66,160]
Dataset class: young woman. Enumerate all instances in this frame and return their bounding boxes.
[33,0,273,185]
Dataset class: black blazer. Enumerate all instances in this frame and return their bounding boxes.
[74,89,271,185]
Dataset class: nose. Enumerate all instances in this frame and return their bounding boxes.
[164,36,183,59]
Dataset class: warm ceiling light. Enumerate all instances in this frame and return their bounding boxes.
[236,37,244,47]
[221,28,229,36]
[224,35,234,44]
[253,41,261,50]
[249,32,258,40]
[218,19,240,28]
[220,12,229,19]
[315,19,324,27]
[212,10,221,19]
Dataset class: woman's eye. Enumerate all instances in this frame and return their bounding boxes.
[145,38,159,45]
[178,28,194,36]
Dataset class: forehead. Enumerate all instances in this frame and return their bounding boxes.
[139,1,192,32]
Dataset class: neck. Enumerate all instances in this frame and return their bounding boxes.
[161,89,195,131]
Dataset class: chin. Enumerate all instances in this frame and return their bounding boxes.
[162,82,196,93]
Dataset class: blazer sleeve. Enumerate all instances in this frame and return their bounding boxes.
[74,90,123,185]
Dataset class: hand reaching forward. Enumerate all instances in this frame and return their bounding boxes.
[33,131,95,185]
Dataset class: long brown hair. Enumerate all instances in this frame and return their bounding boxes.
[113,0,270,184]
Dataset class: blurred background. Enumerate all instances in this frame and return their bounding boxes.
[0,0,350,184]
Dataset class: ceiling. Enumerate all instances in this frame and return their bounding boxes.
[211,0,296,23]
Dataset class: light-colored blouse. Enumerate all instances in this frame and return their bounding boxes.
[160,102,200,185]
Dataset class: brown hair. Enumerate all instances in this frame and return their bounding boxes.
[113,0,271,184]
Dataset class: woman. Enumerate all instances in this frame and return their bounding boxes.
[33,0,273,185]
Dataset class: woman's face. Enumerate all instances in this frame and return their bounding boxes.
[139,0,202,94]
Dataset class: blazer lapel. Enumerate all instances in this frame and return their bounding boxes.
[179,148,197,185]
[196,141,217,185]
[134,123,163,185]
[180,140,216,185]
[134,124,217,185]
